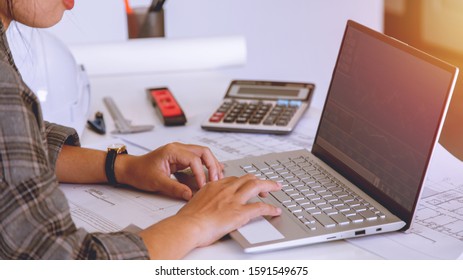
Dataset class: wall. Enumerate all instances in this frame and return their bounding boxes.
[47,0,384,109]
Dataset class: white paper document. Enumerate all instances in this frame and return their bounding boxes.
[61,183,185,233]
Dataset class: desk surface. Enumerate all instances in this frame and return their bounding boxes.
[73,71,463,260]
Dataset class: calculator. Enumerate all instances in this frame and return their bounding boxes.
[201,80,315,134]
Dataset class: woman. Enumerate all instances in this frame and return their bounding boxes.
[0,0,281,259]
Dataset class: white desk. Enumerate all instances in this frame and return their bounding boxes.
[73,70,463,260]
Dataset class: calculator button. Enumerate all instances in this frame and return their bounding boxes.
[263,117,276,125]
[248,105,257,110]
[276,119,289,126]
[223,117,236,123]
[209,116,221,122]
[289,100,302,107]
[277,100,289,106]
[209,112,225,122]
[236,117,248,123]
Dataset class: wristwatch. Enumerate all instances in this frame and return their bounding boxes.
[105,143,128,186]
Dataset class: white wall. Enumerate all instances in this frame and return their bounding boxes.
[47,0,384,108]
[47,0,127,44]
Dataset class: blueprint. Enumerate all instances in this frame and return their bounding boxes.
[348,144,463,259]
[62,183,185,233]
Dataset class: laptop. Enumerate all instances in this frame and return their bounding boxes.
[223,20,459,253]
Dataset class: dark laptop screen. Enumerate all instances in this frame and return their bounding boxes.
[312,20,458,228]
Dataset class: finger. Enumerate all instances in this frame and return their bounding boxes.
[218,162,225,180]
[235,177,282,202]
[238,202,282,227]
[156,175,193,201]
[170,147,209,188]
[191,145,223,182]
[182,145,222,182]
[188,156,208,188]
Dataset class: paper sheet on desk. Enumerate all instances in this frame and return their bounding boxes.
[61,183,185,232]
[70,36,246,76]
[115,109,319,162]
[348,144,463,259]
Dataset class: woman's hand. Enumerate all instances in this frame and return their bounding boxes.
[138,174,282,259]
[117,142,223,200]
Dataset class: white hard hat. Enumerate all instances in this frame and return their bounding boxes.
[7,23,91,136]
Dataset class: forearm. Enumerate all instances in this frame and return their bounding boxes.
[138,215,201,259]
[55,145,107,183]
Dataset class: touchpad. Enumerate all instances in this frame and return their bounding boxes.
[237,216,284,244]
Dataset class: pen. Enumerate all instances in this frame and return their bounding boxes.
[148,0,166,12]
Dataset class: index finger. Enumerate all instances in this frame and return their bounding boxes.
[234,176,282,203]
[186,145,224,183]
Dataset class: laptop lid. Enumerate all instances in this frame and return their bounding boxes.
[311,20,458,230]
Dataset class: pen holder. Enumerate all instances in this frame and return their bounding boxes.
[127,7,165,39]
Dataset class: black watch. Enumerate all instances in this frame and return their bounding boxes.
[105,143,128,186]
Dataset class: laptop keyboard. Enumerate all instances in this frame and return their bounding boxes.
[240,156,386,231]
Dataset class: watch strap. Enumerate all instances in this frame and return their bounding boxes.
[105,148,127,186]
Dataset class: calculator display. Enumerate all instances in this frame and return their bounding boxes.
[227,81,312,100]
[237,87,300,97]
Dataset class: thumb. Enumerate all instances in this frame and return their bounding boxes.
[157,175,192,201]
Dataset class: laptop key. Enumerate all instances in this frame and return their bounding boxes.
[347,214,364,223]
[302,203,317,211]
[324,209,338,216]
[336,205,350,212]
[290,206,303,213]
[343,209,357,217]
[305,223,317,231]
[242,166,257,173]
[265,160,280,167]
[254,162,269,170]
[285,190,299,197]
[271,191,292,203]
[330,200,344,207]
[359,210,378,221]
[341,195,355,203]
[308,208,322,215]
[283,201,297,208]
[330,213,350,225]
[347,200,361,207]
[297,198,311,205]
[313,214,336,228]
[352,205,367,212]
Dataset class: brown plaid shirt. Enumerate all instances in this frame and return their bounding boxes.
[0,22,149,259]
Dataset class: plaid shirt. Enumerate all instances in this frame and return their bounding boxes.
[0,22,149,259]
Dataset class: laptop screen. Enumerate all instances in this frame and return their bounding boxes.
[312,20,458,228]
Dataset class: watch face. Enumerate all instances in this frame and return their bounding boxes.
[107,143,126,153]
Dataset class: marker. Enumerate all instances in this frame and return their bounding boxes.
[124,0,133,14]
